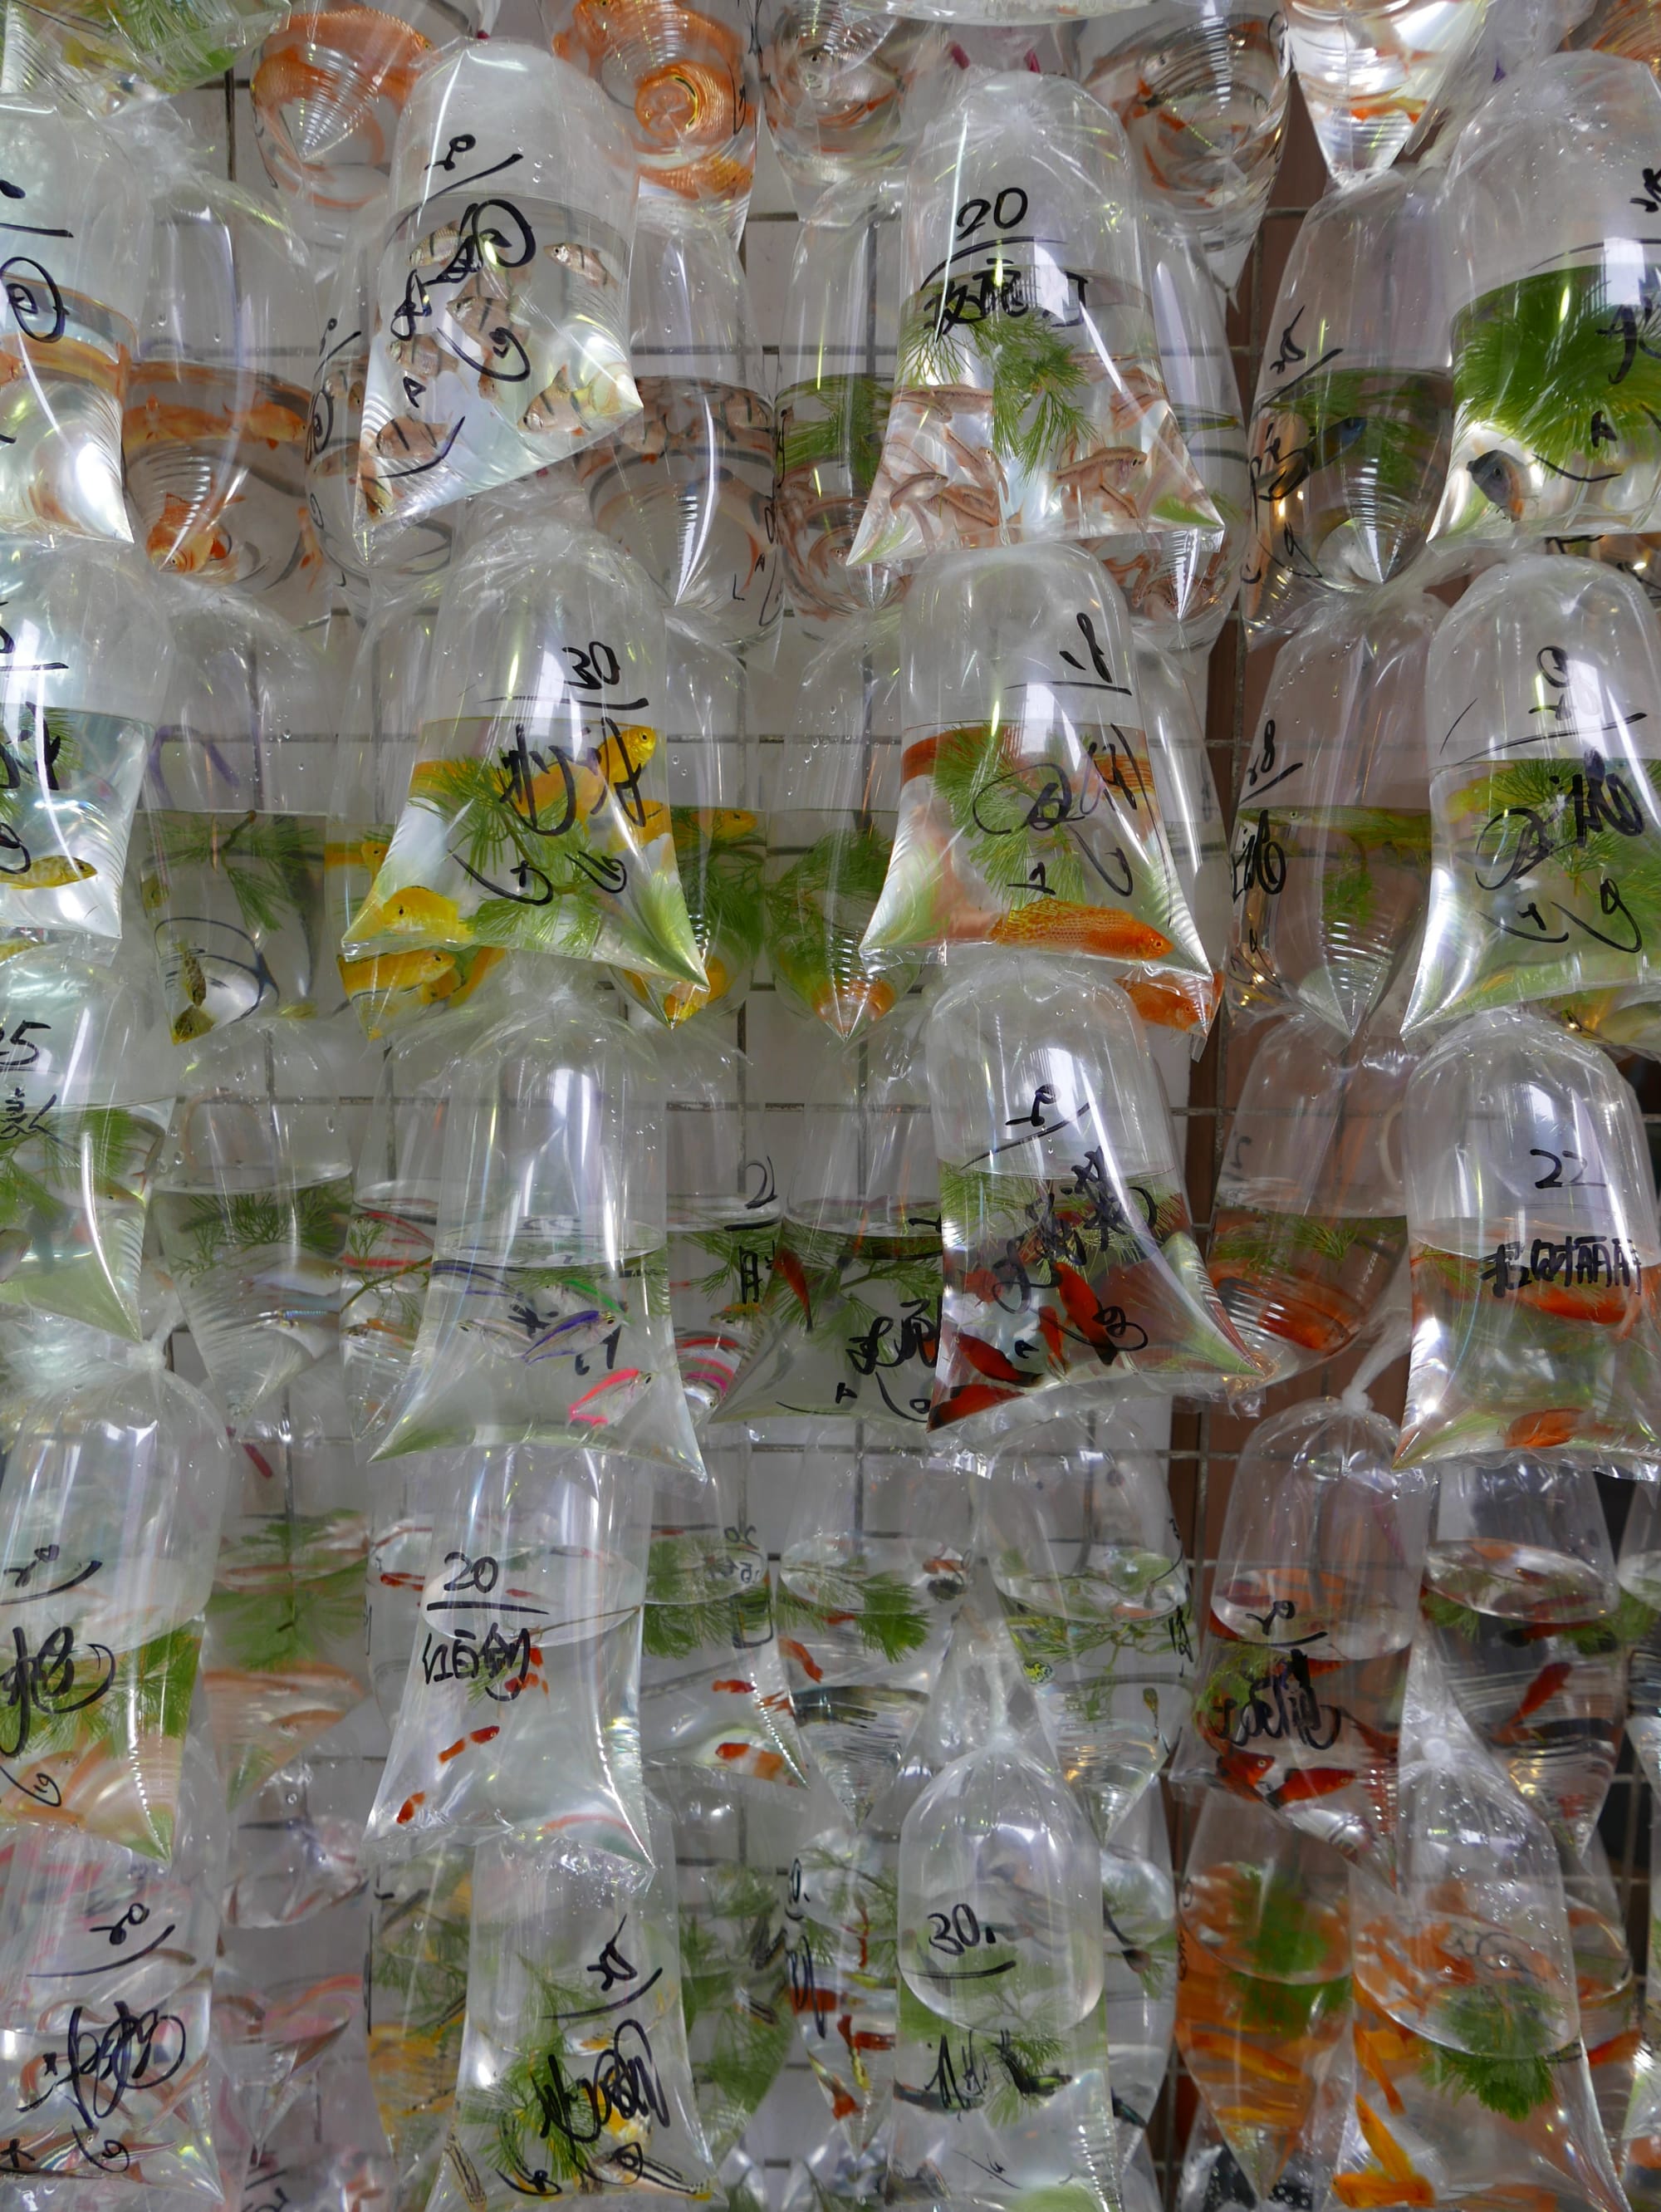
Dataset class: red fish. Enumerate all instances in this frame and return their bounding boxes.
[955,1334,1033,1386]
[395,1791,427,1824]
[772,1246,814,1327]
[438,1724,500,1764]
[780,1636,824,1681]
[1503,1407,1585,1450]
[933,1381,1018,1425]
[1490,1660,1574,1743]
[1272,1766,1355,1805]
[710,1678,754,1694]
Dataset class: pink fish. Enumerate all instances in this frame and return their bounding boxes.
[570,1369,653,1426]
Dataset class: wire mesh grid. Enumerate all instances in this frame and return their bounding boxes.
[200,51,1656,2209]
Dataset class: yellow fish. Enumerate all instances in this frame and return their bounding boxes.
[5,854,96,889]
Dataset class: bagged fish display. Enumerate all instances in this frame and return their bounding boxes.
[776,179,903,629]
[927,951,1261,1435]
[0,97,151,540]
[720,1010,940,1435]
[366,1842,473,2208]
[0,1348,233,1857]
[0,944,175,1338]
[1099,219,1251,654]
[252,0,495,249]
[0,1721,225,2185]
[1208,1013,1411,1389]
[370,983,703,1469]
[1242,173,1450,635]
[0,537,173,955]
[543,0,757,242]
[1134,639,1231,1039]
[128,157,325,624]
[659,1029,779,1425]
[641,1440,806,1788]
[666,1777,795,2157]
[847,71,1221,566]
[138,586,338,1042]
[889,1656,1120,2212]
[1100,1787,1178,2156]
[864,547,1215,996]
[757,0,947,210]
[1177,1398,1431,1871]
[154,1020,354,1424]
[1173,1793,1352,2201]
[356,43,641,530]
[615,623,763,1027]
[365,1445,652,1861]
[762,615,920,1040]
[329,572,505,1039]
[573,201,780,651]
[982,1415,1194,1837]
[1407,556,1661,1037]
[1400,1004,1661,1464]
[341,515,706,987]
[1227,589,1436,1040]
[1284,0,1493,184]
[1432,52,1661,549]
[426,1808,714,2210]
[1075,2,1291,290]
[200,1366,370,1808]
[785,1806,900,2146]
[774,1438,971,1821]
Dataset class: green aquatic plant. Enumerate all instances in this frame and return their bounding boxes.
[1455,267,1661,474]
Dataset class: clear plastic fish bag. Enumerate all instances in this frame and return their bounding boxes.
[762,614,921,1040]
[364,1444,652,1863]
[427,1806,715,2210]
[200,1364,370,1809]
[1173,1793,1352,2203]
[1431,52,1661,550]
[982,1412,1194,1840]
[889,1705,1120,2212]
[0,1351,233,1859]
[1208,1013,1411,1390]
[785,1795,899,2146]
[0,537,173,955]
[847,71,1220,566]
[659,1028,779,1427]
[366,1454,462,1724]
[573,201,781,653]
[307,202,389,618]
[1622,1727,1661,2204]
[1399,1005,1661,1464]
[0,944,175,1339]
[615,625,764,1028]
[542,0,758,244]
[1342,1643,1625,2212]
[1175,1398,1431,1873]
[1407,556,1661,1035]
[215,1883,369,2154]
[154,1020,354,1426]
[341,1011,495,1449]
[0,99,151,540]
[328,573,506,1040]
[1242,173,1450,636]
[1075,2,1291,293]
[863,547,1216,993]
[365,1840,474,2210]
[773,1435,971,1823]
[642,1439,806,1790]
[0,1717,225,2190]
[1283,0,1492,186]
[757,0,946,213]
[1130,636,1230,1038]
[341,517,707,989]
[1096,219,1251,655]
[664,1773,796,2157]
[370,986,703,1469]
[357,42,641,531]
[128,160,325,625]
[1420,1456,1631,1854]
[3,0,282,108]
[137,586,338,1042]
[926,951,1261,1438]
[222,1720,375,1928]
[720,1009,940,1436]
[251,0,497,252]
[1228,594,1436,1043]
[1100,1785,1177,2158]
[777,179,904,629]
